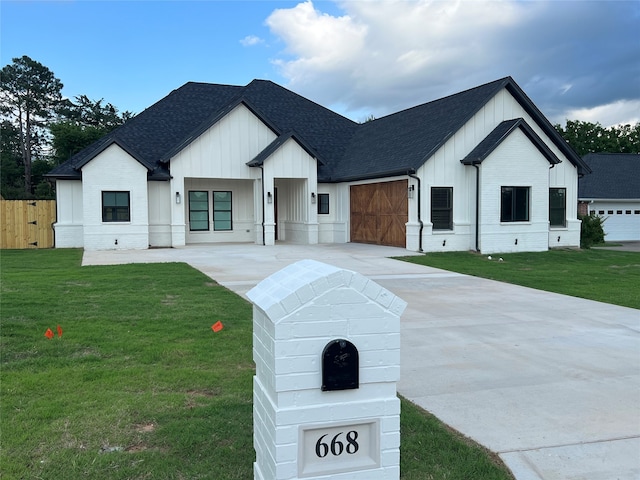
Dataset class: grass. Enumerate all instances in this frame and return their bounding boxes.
[397,248,640,310]
[1,249,513,480]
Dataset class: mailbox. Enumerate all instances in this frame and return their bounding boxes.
[249,259,405,479]
[321,339,359,391]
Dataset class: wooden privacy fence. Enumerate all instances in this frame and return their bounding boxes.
[1,200,56,249]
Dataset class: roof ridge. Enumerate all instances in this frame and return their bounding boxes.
[370,77,510,123]
[244,79,358,126]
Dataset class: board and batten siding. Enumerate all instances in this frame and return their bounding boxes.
[317,183,349,244]
[81,144,150,250]
[170,104,276,180]
[184,178,255,244]
[148,181,172,247]
[412,86,581,253]
[265,138,319,245]
[169,104,277,246]
[53,179,84,247]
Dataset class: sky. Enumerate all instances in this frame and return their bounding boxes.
[1,0,639,127]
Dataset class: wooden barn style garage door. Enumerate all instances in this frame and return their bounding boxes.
[350,180,408,247]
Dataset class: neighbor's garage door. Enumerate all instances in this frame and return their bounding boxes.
[350,180,408,247]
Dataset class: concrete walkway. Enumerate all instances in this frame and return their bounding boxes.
[83,243,640,480]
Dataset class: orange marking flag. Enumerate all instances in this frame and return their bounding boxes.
[211,321,224,333]
[57,325,63,337]
[44,328,54,339]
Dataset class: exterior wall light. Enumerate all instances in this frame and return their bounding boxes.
[175,192,181,204]
[267,192,273,204]
[407,185,415,199]
[311,192,316,204]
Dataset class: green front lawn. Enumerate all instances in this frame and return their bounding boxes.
[1,249,513,480]
[398,248,640,310]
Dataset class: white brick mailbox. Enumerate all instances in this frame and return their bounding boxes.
[247,259,406,480]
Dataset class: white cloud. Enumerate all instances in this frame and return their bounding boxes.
[266,0,533,115]
[559,100,640,128]
[267,1,367,83]
[240,35,264,47]
[265,0,640,126]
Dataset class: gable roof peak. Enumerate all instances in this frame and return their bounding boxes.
[461,117,561,166]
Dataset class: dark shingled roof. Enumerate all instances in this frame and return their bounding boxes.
[461,118,561,166]
[47,76,588,183]
[579,153,640,199]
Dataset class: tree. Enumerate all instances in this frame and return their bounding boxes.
[51,95,133,164]
[0,120,24,198]
[555,120,640,156]
[0,55,63,196]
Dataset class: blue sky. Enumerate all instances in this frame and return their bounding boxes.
[2,1,639,126]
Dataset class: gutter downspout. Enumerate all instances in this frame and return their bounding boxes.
[408,171,423,252]
[259,166,266,246]
[473,163,480,252]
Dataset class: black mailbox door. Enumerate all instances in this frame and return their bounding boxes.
[321,339,359,391]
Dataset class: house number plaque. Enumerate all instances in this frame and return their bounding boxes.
[298,420,380,477]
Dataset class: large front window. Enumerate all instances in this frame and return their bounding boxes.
[189,191,209,231]
[431,187,453,230]
[501,186,530,222]
[549,188,566,227]
[102,191,130,222]
[213,191,232,231]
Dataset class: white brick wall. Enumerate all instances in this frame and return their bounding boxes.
[248,260,406,480]
[81,144,149,250]
[478,129,550,254]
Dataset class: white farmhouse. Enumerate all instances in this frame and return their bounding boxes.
[47,77,590,254]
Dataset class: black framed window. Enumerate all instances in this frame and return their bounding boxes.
[102,191,130,222]
[213,191,232,231]
[501,186,530,222]
[431,187,453,230]
[189,191,209,231]
[317,193,330,214]
[549,188,566,227]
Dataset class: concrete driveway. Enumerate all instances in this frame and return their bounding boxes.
[83,243,640,480]
[594,241,640,253]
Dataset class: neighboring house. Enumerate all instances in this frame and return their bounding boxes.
[46,76,589,254]
[579,153,640,241]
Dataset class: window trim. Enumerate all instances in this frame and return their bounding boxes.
[501,186,530,223]
[213,191,232,231]
[549,187,567,228]
[102,191,130,222]
[431,187,453,230]
[317,193,330,215]
[189,191,210,232]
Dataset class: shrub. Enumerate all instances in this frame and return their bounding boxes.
[579,213,606,248]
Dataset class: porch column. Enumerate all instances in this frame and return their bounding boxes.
[171,176,186,247]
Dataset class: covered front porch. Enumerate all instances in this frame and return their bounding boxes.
[171,176,318,247]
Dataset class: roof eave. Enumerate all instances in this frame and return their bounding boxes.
[461,118,561,166]
[330,168,415,184]
[247,131,325,167]
[504,80,591,175]
[44,171,82,180]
